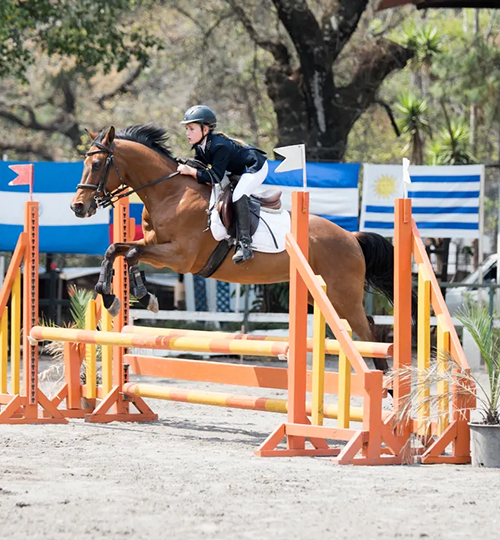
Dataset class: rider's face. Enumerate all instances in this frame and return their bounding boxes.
[185,123,208,145]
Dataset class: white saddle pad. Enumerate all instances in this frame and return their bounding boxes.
[209,185,290,254]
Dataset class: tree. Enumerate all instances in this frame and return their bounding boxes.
[0,0,161,80]
[399,23,441,94]
[395,92,430,165]
[226,0,413,161]
[0,0,162,159]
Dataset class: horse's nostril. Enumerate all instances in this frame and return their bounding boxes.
[72,203,84,215]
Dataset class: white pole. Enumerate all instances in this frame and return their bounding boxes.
[235,283,241,313]
[402,158,411,199]
[478,165,485,285]
[302,145,307,190]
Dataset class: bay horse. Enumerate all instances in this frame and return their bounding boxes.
[71,124,397,371]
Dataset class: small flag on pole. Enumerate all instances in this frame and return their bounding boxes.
[402,158,411,199]
[8,164,34,201]
[274,144,307,189]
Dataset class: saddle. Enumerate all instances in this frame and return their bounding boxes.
[217,180,282,237]
[178,158,283,229]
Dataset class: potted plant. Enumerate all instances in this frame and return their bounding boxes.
[390,303,500,467]
[457,305,500,467]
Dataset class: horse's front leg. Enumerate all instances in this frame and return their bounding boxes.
[96,242,141,317]
[99,240,198,317]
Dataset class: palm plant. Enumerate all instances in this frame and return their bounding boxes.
[39,285,99,393]
[399,24,441,94]
[389,304,500,428]
[395,92,430,165]
[456,305,500,424]
[429,119,477,165]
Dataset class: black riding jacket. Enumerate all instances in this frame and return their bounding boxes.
[193,132,266,185]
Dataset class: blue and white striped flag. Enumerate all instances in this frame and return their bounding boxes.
[360,164,484,238]
[264,161,360,231]
[0,162,110,254]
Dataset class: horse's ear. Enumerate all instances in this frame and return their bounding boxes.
[85,128,98,140]
[103,126,115,147]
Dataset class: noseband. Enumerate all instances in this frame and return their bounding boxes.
[77,141,124,209]
[77,139,180,210]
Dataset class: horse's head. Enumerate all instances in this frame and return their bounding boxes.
[71,126,124,218]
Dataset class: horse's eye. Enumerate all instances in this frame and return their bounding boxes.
[92,160,102,171]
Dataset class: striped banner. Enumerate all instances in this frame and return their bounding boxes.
[127,161,361,238]
[360,164,484,238]
[0,162,110,254]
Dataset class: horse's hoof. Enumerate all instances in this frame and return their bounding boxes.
[95,281,111,296]
[147,294,159,313]
[107,297,122,318]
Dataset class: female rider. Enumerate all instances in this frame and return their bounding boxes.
[176,105,268,264]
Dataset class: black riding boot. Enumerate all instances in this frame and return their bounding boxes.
[232,195,254,264]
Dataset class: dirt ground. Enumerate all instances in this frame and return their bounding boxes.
[1,359,499,540]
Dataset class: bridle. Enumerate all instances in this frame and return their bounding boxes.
[77,139,180,209]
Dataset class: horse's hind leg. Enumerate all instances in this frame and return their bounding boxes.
[125,247,159,313]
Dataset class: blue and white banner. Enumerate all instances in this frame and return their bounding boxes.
[264,161,360,231]
[0,162,110,254]
[129,161,361,236]
[360,164,484,238]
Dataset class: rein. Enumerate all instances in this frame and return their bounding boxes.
[78,140,180,209]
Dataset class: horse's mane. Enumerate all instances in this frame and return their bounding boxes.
[97,123,175,161]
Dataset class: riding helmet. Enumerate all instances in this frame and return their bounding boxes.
[180,105,217,129]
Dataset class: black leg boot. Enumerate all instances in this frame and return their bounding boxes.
[232,195,254,264]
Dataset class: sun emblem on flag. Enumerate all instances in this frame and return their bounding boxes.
[373,175,398,199]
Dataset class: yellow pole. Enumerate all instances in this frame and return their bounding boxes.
[417,263,431,435]
[0,309,7,393]
[437,314,450,435]
[10,269,21,394]
[84,299,97,399]
[338,319,352,429]
[311,276,326,425]
[101,307,113,395]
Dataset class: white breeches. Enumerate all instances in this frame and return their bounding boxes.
[232,161,269,202]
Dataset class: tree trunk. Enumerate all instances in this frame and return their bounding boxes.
[246,2,414,161]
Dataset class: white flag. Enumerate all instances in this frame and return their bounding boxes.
[402,158,411,185]
[274,144,305,173]
[402,157,411,198]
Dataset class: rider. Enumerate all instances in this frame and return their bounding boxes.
[177,105,268,264]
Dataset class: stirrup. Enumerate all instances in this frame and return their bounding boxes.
[232,242,254,264]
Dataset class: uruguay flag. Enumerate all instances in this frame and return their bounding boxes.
[263,160,360,231]
[0,162,110,254]
[360,164,484,238]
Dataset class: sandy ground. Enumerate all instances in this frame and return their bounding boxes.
[1,359,499,540]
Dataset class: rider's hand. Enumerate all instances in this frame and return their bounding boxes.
[177,164,197,177]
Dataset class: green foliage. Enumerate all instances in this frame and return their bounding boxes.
[399,23,441,70]
[429,120,477,165]
[395,92,430,164]
[0,0,162,80]
[389,305,500,428]
[456,305,500,424]
[396,92,430,136]
[67,285,94,329]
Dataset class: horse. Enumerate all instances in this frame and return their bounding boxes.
[71,123,397,372]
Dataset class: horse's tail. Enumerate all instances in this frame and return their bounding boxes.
[355,232,418,341]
